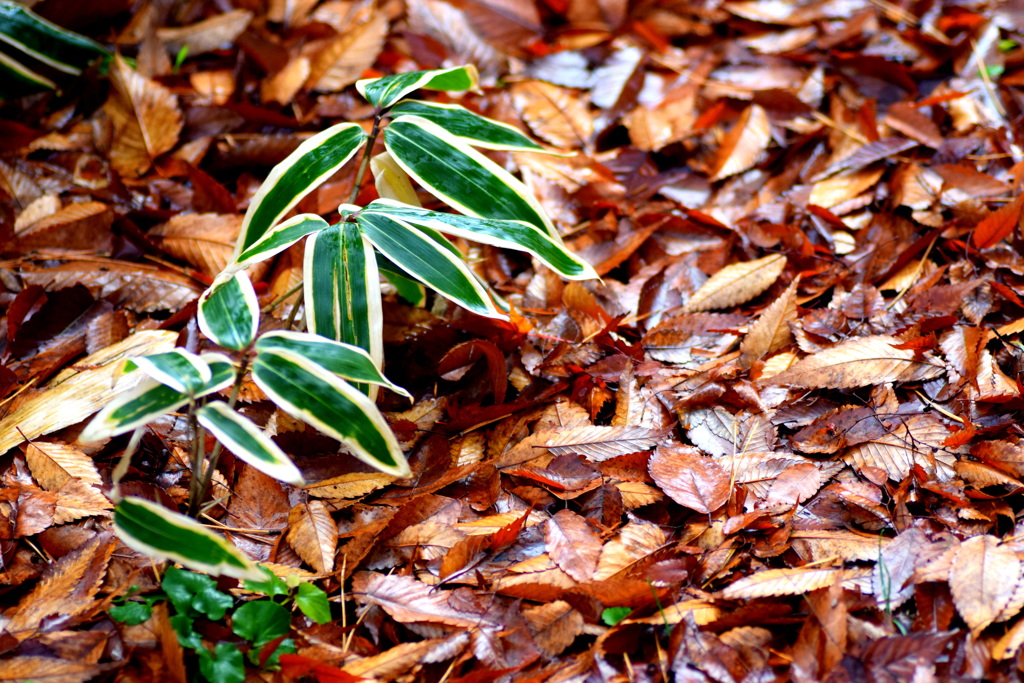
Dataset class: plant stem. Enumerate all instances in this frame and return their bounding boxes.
[347,112,383,205]
[186,401,206,517]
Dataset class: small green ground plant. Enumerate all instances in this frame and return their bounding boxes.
[111,566,330,682]
[82,65,597,579]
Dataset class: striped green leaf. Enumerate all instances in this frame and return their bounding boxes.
[390,100,551,152]
[252,349,409,477]
[234,213,329,269]
[80,379,189,442]
[127,349,212,395]
[356,65,478,110]
[235,123,365,254]
[0,50,55,97]
[199,353,237,395]
[0,1,109,76]
[355,212,502,319]
[378,254,426,306]
[114,496,262,580]
[304,222,383,370]
[384,115,557,239]
[197,402,304,486]
[198,272,259,351]
[364,199,597,280]
[256,330,410,398]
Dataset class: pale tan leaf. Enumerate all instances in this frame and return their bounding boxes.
[268,0,319,26]
[511,81,593,149]
[0,656,101,683]
[624,599,721,626]
[740,276,799,367]
[595,521,667,581]
[261,56,311,106]
[523,600,583,656]
[20,260,202,313]
[158,10,253,56]
[615,481,665,509]
[308,12,388,92]
[683,254,786,313]
[710,104,770,180]
[769,335,945,390]
[949,535,1022,634]
[344,638,460,679]
[53,480,112,525]
[14,194,60,232]
[148,214,241,278]
[542,426,665,461]
[287,501,338,573]
[545,509,601,582]
[809,166,885,208]
[649,445,731,514]
[5,533,114,642]
[790,529,890,563]
[764,462,822,507]
[24,442,101,491]
[995,617,1024,660]
[305,472,395,499]
[14,201,112,251]
[352,572,492,627]
[719,566,843,600]
[844,413,956,481]
[104,54,182,177]
[0,331,176,454]
[625,103,695,152]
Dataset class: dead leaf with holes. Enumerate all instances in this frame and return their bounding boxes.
[684,254,786,313]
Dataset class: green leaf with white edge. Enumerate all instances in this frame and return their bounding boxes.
[256,330,410,398]
[378,254,426,306]
[295,583,331,624]
[197,402,305,486]
[384,115,558,239]
[304,222,383,371]
[80,379,190,442]
[365,199,598,280]
[252,349,409,477]
[355,212,502,319]
[114,496,263,581]
[0,1,109,76]
[198,272,259,351]
[234,213,329,269]
[0,50,56,97]
[390,100,557,153]
[198,352,237,395]
[356,65,478,110]
[126,349,212,395]
[235,122,365,255]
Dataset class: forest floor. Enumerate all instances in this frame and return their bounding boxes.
[2,0,1024,681]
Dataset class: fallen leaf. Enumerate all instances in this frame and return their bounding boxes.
[512,80,593,149]
[768,335,945,389]
[24,441,102,490]
[522,601,583,656]
[148,213,242,278]
[649,445,731,514]
[308,11,388,92]
[287,501,338,574]
[719,566,847,600]
[352,572,493,628]
[542,426,665,461]
[710,104,771,180]
[740,275,799,367]
[949,535,1022,634]
[684,254,786,313]
[545,509,602,582]
[158,9,253,56]
[972,195,1024,250]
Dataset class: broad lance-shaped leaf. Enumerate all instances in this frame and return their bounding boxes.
[256,330,410,398]
[234,213,328,269]
[384,115,558,239]
[356,65,478,110]
[0,50,56,97]
[378,253,426,306]
[126,349,211,395]
[305,222,383,372]
[198,271,258,351]
[235,122,365,254]
[390,100,553,153]
[252,348,409,477]
[363,199,597,280]
[197,402,304,486]
[0,2,109,76]
[80,356,235,441]
[114,496,263,581]
[355,212,502,319]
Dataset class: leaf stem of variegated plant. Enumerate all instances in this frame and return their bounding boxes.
[262,281,304,314]
[188,355,252,517]
[347,112,383,205]
[186,401,207,517]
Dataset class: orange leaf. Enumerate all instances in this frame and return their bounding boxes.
[972,195,1024,250]
[648,445,730,514]
[545,509,602,582]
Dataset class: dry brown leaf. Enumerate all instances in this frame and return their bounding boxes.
[790,529,890,563]
[523,600,584,656]
[511,81,593,149]
[20,261,202,313]
[5,532,114,642]
[649,445,730,514]
[844,413,956,481]
[24,442,101,491]
[448,0,543,56]
[545,509,601,582]
[158,10,253,56]
[268,0,319,25]
[768,335,945,390]
[763,462,822,506]
[710,103,770,180]
[344,638,462,679]
[148,213,242,278]
[542,426,664,461]
[594,520,667,580]
[719,566,844,600]
[739,275,799,367]
[884,102,943,148]
[352,572,492,628]
[683,254,786,313]
[624,599,721,626]
[0,331,176,454]
[305,472,395,499]
[0,656,101,683]
[949,535,1022,634]
[287,501,338,573]
[615,481,664,509]
[14,201,112,251]
[104,54,182,177]
[308,12,388,92]
[625,103,695,152]
[53,480,113,525]
[261,56,311,105]
[809,166,885,209]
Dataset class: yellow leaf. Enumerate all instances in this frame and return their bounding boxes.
[684,254,786,313]
[25,442,101,491]
[511,80,593,149]
[719,566,843,600]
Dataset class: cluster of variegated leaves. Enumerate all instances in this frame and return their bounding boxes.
[80,65,598,579]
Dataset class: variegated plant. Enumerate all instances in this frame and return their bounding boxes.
[81,65,597,579]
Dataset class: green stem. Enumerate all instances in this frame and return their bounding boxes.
[347,112,383,205]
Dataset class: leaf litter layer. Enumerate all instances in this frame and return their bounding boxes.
[2,0,1024,681]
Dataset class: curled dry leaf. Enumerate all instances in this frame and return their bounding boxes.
[352,572,492,628]
[683,254,786,313]
[739,275,799,367]
[511,80,593,149]
[768,335,945,390]
[287,501,338,573]
[545,509,602,582]
[649,445,730,514]
[949,535,1022,634]
[104,54,183,178]
[710,103,771,180]
[523,600,584,656]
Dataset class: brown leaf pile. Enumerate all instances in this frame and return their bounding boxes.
[2,0,1024,681]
